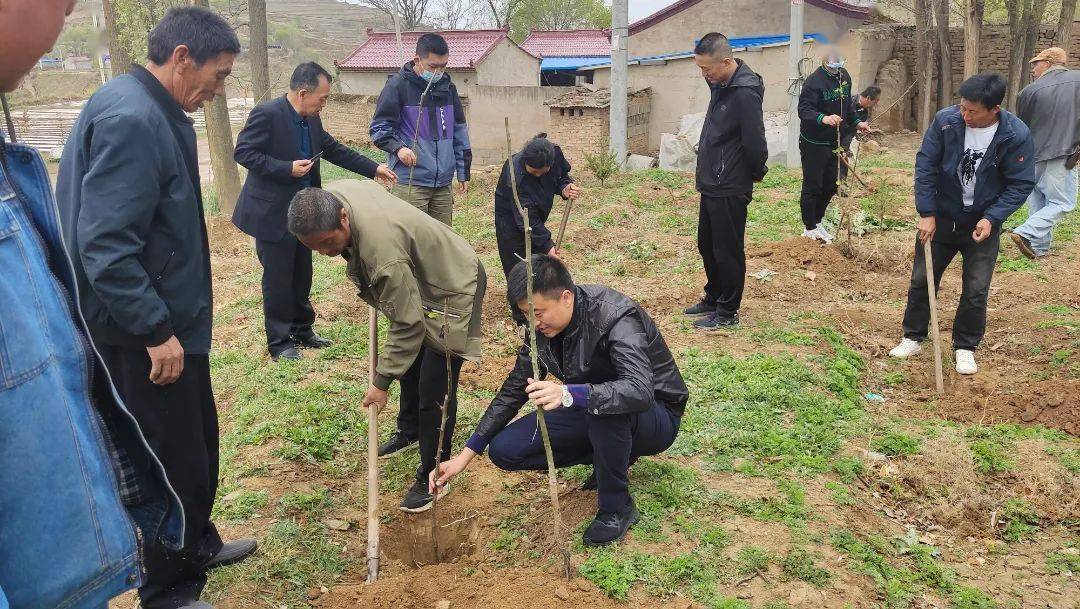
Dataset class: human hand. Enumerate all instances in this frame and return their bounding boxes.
[857,121,871,133]
[375,163,398,186]
[292,159,314,178]
[917,216,937,244]
[429,454,468,494]
[362,384,388,412]
[548,246,561,259]
[397,147,417,167]
[457,180,469,194]
[822,114,843,127]
[972,218,993,243]
[147,335,184,385]
[526,378,564,411]
[562,183,582,199]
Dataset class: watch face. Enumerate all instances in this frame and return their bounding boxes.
[562,387,574,407]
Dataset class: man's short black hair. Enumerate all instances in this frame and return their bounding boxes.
[507,254,575,304]
[288,187,345,237]
[694,32,732,58]
[958,72,1007,108]
[147,6,240,66]
[291,61,332,91]
[861,85,882,100]
[521,135,555,170]
[416,33,450,57]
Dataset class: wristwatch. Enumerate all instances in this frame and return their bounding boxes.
[561,386,574,408]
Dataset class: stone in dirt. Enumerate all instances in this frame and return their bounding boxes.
[553,586,569,601]
[435,600,451,609]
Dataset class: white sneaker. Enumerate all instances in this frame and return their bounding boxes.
[889,338,922,358]
[955,349,978,375]
[802,227,831,243]
[816,223,834,241]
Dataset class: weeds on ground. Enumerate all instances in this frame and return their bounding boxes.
[998,498,1041,542]
[870,430,922,457]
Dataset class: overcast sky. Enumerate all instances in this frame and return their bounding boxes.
[629,0,678,22]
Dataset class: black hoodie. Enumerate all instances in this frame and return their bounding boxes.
[798,65,860,147]
[695,59,768,198]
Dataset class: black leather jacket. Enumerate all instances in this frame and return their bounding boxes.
[472,285,688,446]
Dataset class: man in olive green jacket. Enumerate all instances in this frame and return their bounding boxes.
[287,179,485,511]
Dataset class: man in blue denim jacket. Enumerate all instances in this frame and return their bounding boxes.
[0,1,184,608]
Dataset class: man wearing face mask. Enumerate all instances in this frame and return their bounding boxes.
[233,62,397,361]
[371,33,473,226]
[684,32,768,330]
[798,47,869,243]
[56,7,256,608]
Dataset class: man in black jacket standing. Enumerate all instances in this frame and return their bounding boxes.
[429,255,688,547]
[684,32,768,329]
[233,62,397,360]
[798,47,869,243]
[56,7,254,609]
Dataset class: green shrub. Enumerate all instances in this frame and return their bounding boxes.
[584,150,619,186]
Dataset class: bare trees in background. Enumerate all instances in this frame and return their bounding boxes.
[914,0,936,131]
[361,0,430,29]
[1004,0,1051,108]
[249,0,270,103]
[965,0,985,78]
[102,0,133,76]
[933,0,953,105]
[1054,0,1078,45]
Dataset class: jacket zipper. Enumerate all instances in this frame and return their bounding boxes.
[1,141,186,548]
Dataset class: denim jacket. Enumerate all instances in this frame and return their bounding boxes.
[0,137,184,609]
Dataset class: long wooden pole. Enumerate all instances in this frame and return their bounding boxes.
[923,240,945,393]
[505,117,571,580]
[554,198,574,252]
[431,298,452,561]
[366,307,380,582]
[1,94,17,143]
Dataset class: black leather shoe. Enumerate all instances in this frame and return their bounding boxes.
[694,311,739,329]
[378,431,418,458]
[1010,232,1037,259]
[683,300,715,316]
[271,346,302,361]
[293,332,333,349]
[205,538,258,570]
[583,500,639,547]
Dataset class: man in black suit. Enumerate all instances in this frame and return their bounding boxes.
[234,62,397,360]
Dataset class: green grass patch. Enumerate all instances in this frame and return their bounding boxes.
[214,489,269,522]
[870,430,922,457]
[999,498,1041,542]
[1045,545,1080,575]
[779,548,831,587]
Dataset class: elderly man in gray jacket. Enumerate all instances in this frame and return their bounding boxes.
[1010,47,1080,259]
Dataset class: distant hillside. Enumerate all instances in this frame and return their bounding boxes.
[268,0,392,60]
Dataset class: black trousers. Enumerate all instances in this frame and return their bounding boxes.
[96,345,223,609]
[396,345,463,484]
[487,402,680,513]
[495,222,535,325]
[902,219,1001,351]
[799,141,839,230]
[697,194,751,316]
[255,235,316,356]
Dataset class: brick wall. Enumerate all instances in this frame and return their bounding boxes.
[320,93,377,147]
[890,23,1080,100]
[549,107,609,164]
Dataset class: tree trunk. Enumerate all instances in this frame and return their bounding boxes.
[102,0,132,77]
[190,0,242,215]
[964,0,984,79]
[934,0,954,106]
[249,0,270,104]
[914,0,937,131]
[1054,0,1077,49]
[1005,0,1028,110]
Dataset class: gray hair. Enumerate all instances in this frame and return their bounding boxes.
[288,188,345,237]
[290,61,333,91]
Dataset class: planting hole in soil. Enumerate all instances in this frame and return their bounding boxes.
[382,510,479,567]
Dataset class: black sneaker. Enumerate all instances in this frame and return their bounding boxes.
[204,538,258,571]
[378,432,417,459]
[580,469,597,491]
[293,332,333,349]
[583,500,640,547]
[694,311,739,329]
[683,300,715,316]
[399,479,437,513]
[271,346,302,361]
[1010,232,1037,259]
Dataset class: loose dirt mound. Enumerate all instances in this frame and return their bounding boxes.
[317,564,647,609]
[749,237,861,281]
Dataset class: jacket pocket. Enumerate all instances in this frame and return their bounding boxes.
[0,202,51,389]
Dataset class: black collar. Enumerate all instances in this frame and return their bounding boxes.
[284,95,307,124]
[129,65,192,125]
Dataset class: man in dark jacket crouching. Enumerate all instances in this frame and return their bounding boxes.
[430,255,688,547]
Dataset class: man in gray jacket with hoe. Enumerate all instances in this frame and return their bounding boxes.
[1011,46,1080,259]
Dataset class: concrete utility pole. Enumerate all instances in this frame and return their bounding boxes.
[787,0,804,168]
[609,0,629,166]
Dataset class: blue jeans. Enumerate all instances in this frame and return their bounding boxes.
[487,402,680,513]
[1014,157,1078,255]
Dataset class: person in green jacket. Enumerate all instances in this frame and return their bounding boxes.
[287,180,486,512]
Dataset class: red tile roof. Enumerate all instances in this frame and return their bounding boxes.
[629,0,874,36]
[336,28,536,71]
[520,29,611,58]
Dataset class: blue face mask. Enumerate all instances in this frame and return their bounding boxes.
[421,70,443,83]
[826,60,845,70]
